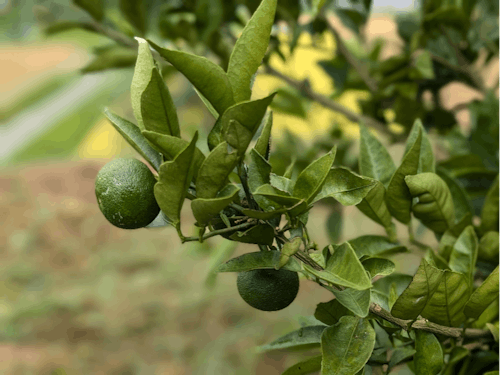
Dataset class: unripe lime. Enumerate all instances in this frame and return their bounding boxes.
[95,158,160,229]
[237,268,299,311]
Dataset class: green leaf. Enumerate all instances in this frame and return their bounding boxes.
[277,237,303,270]
[411,51,435,79]
[448,226,478,284]
[191,185,240,225]
[421,270,471,327]
[356,180,395,239]
[391,259,444,320]
[140,67,180,137]
[481,175,499,233]
[387,347,416,373]
[81,46,137,73]
[414,331,444,375]
[358,123,396,186]
[228,224,275,245]
[362,258,396,278]
[254,184,303,208]
[405,172,456,234]
[304,243,372,290]
[218,251,301,273]
[328,287,370,317]
[44,20,95,36]
[321,316,376,375]
[405,119,435,174]
[314,299,354,325]
[214,94,276,155]
[154,132,198,225]
[478,231,500,262]
[149,41,235,114]
[486,322,499,342]
[73,0,104,21]
[254,111,273,159]
[258,325,326,352]
[103,108,162,171]
[464,266,499,319]
[270,174,294,193]
[282,356,322,375]
[294,148,337,203]
[313,167,375,205]
[196,142,239,199]
[227,0,277,102]
[241,202,306,220]
[131,39,155,131]
[326,208,343,243]
[349,235,407,258]
[386,126,422,224]
[119,0,146,34]
[205,241,238,288]
[437,167,473,224]
[142,131,205,179]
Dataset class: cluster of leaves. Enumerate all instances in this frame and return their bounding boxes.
[97,1,498,374]
[45,0,498,374]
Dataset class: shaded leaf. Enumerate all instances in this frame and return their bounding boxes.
[103,108,162,171]
[349,235,407,258]
[81,46,137,73]
[481,175,499,233]
[254,111,273,159]
[326,208,343,243]
[218,251,301,273]
[205,241,238,288]
[304,243,372,290]
[241,201,306,220]
[258,325,326,352]
[448,226,478,284]
[321,316,376,375]
[314,299,354,326]
[404,119,435,173]
[294,148,337,203]
[388,347,416,372]
[386,126,422,224]
[119,0,146,34]
[358,122,396,186]
[227,0,277,102]
[314,167,375,205]
[149,40,235,114]
[140,67,180,137]
[421,270,471,327]
[154,132,198,225]
[196,142,238,199]
[391,259,444,320]
[328,287,370,317]
[282,356,322,375]
[228,223,275,245]
[362,258,395,278]
[73,0,103,21]
[486,322,499,342]
[414,331,443,375]
[356,180,396,240]
[44,20,95,35]
[248,149,273,210]
[191,185,240,225]
[142,131,205,179]
[478,231,500,262]
[212,94,276,154]
[464,266,499,319]
[437,167,473,224]
[254,184,303,207]
[405,172,456,234]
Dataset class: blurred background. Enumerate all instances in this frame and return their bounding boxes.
[1,0,498,374]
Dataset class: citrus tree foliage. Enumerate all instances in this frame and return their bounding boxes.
[44,0,499,373]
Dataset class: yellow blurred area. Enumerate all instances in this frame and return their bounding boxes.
[78,116,126,159]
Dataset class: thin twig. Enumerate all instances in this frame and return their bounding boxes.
[181,221,256,243]
[323,14,379,92]
[263,65,393,138]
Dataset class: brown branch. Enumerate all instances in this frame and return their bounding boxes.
[323,15,379,93]
[263,65,393,138]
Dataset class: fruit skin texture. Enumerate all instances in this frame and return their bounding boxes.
[237,268,300,311]
[95,158,160,229]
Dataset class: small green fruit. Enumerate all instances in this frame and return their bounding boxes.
[237,268,299,311]
[95,158,160,229]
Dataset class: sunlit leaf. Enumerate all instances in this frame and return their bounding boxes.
[282,356,322,375]
[327,287,370,317]
[448,226,478,284]
[349,235,407,258]
[464,266,499,319]
[414,331,444,375]
[362,258,396,278]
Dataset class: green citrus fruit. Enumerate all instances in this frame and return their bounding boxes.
[237,268,299,311]
[95,158,160,229]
